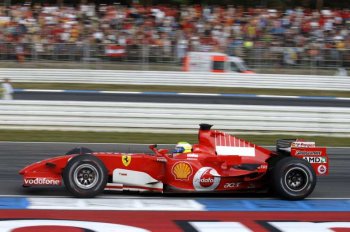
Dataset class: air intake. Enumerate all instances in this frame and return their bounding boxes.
[199,124,213,130]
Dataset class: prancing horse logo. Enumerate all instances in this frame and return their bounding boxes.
[122,155,131,167]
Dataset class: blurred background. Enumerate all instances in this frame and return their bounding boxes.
[1,0,350,75]
[0,0,350,146]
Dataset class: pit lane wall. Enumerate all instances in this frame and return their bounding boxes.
[0,197,349,231]
[1,68,350,91]
[0,100,350,137]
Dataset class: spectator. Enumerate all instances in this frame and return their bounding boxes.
[15,44,25,62]
[0,4,349,66]
[1,78,14,100]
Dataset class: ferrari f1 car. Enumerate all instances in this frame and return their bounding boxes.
[20,124,328,200]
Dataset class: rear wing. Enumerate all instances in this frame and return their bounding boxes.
[277,139,328,176]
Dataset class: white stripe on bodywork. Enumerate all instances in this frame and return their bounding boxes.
[216,146,255,156]
[113,169,163,189]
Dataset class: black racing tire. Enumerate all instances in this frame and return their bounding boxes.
[63,155,107,198]
[272,157,316,200]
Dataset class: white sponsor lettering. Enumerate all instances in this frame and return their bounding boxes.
[0,220,148,232]
[187,154,199,158]
[224,182,241,189]
[296,151,322,156]
[190,222,252,232]
[24,178,60,185]
[189,221,350,232]
[291,142,315,148]
[257,164,268,170]
[269,222,350,232]
[156,157,167,162]
[200,178,214,183]
[303,157,326,163]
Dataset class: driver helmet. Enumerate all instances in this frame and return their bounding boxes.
[173,142,192,154]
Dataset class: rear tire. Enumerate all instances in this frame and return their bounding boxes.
[63,155,107,198]
[272,157,316,200]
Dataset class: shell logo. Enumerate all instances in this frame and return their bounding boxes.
[172,162,193,180]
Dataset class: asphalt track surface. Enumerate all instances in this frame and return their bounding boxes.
[0,142,349,198]
[14,91,350,107]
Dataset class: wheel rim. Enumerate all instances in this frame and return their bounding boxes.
[73,164,99,189]
[284,167,309,192]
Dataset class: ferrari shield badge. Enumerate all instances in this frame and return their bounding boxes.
[122,155,131,167]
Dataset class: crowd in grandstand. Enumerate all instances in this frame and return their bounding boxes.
[0,4,349,64]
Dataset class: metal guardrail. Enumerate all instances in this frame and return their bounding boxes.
[0,68,349,91]
[0,100,349,137]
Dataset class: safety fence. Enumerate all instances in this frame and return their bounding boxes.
[0,68,349,91]
[1,43,349,70]
[0,100,349,137]
[0,43,177,64]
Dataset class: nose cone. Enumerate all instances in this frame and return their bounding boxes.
[19,160,44,175]
[19,162,37,175]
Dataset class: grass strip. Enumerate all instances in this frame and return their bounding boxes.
[14,83,350,98]
[0,130,348,146]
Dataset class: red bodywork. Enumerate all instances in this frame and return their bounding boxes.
[19,126,328,194]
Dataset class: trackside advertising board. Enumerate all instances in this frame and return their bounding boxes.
[0,211,349,232]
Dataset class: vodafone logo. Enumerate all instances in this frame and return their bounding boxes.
[193,167,220,191]
[24,178,61,186]
[199,170,215,188]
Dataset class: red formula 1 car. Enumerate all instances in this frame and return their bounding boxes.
[20,124,329,199]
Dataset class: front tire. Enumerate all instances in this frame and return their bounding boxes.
[272,157,316,200]
[65,147,93,155]
[63,155,107,198]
